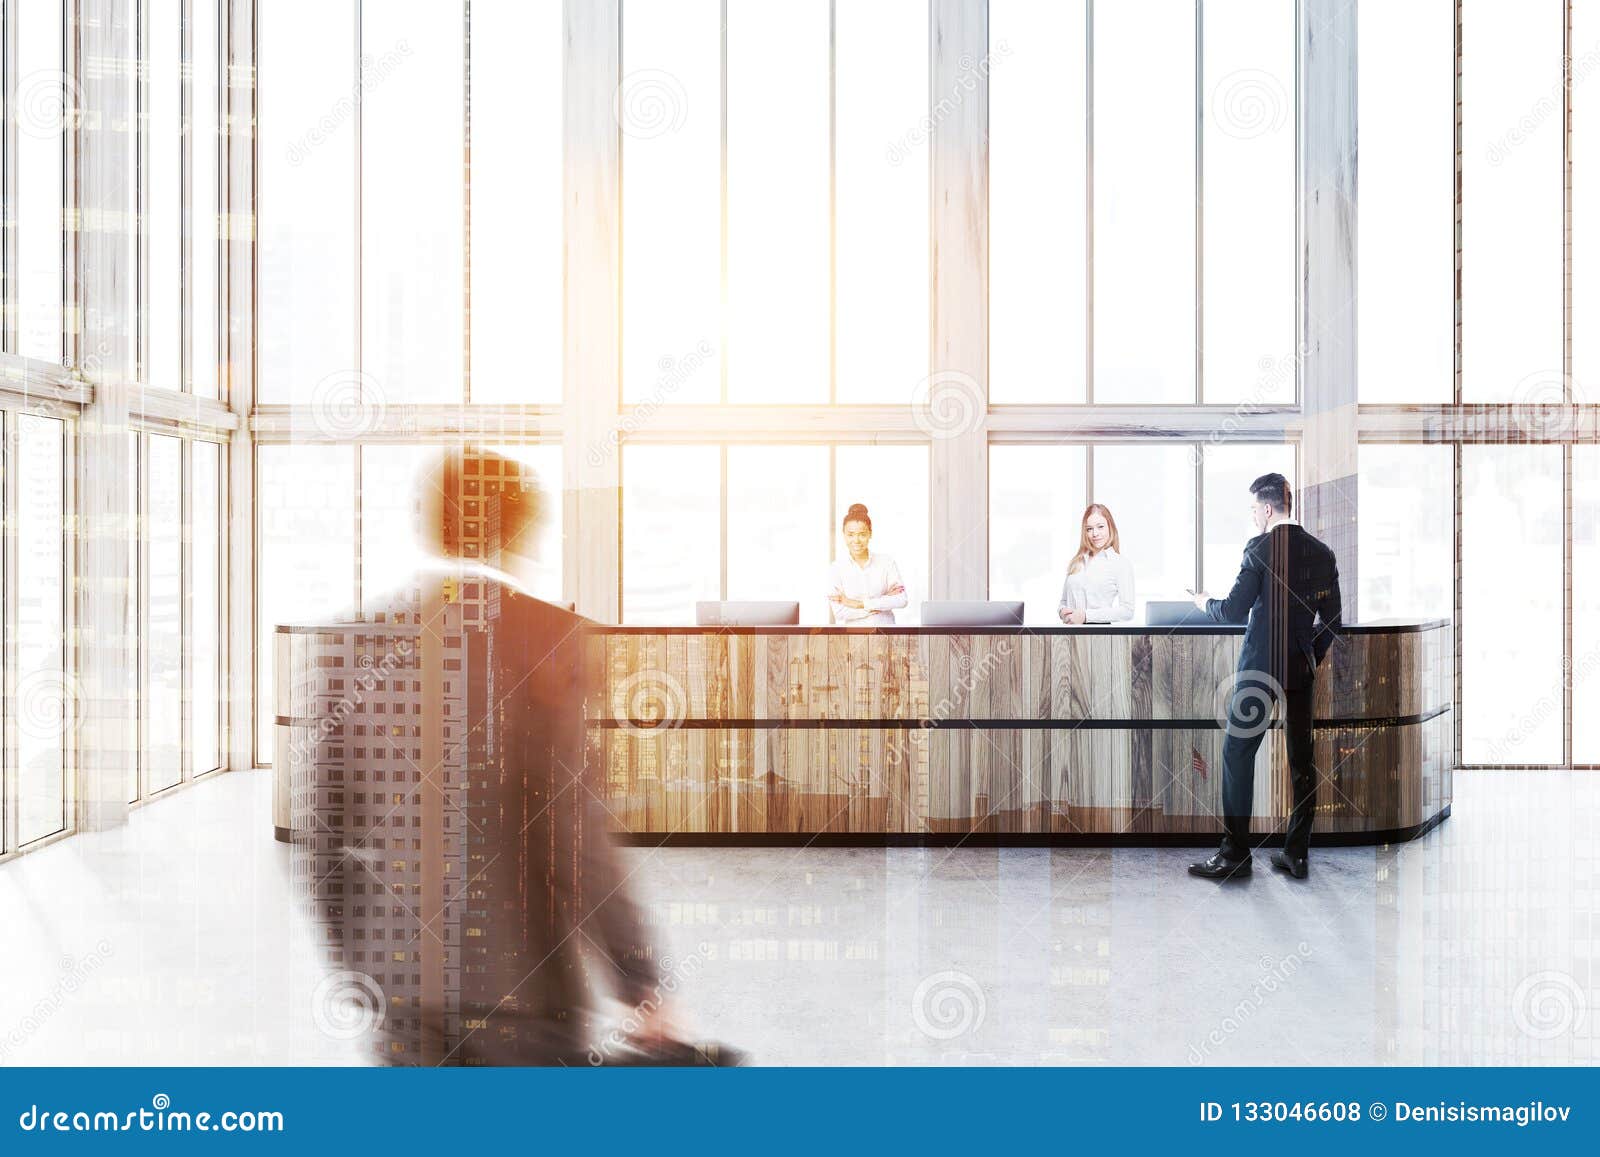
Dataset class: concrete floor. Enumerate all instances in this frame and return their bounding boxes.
[1,768,1594,1066]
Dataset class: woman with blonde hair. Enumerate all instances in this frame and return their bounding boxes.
[1058,503,1135,624]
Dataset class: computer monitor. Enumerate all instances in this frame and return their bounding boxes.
[1145,599,1213,627]
[919,600,1025,627]
[695,600,802,626]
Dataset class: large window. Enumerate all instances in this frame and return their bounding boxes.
[256,445,356,762]
[131,432,227,800]
[141,0,222,394]
[1574,0,1600,395]
[1358,0,1454,403]
[258,0,357,404]
[15,416,69,846]
[1461,446,1564,765]
[620,0,929,404]
[363,0,462,405]
[259,0,561,407]
[469,1,563,404]
[989,1,1086,403]
[1461,0,1564,402]
[1357,444,1454,621]
[991,3,1293,403]
[988,442,1296,624]
[147,434,184,793]
[13,0,66,361]
[1201,0,1296,403]
[1093,3,1195,403]
[988,446,1088,623]
[621,444,929,625]
[1573,447,1600,764]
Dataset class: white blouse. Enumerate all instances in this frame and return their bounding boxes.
[827,553,908,625]
[1059,547,1136,623]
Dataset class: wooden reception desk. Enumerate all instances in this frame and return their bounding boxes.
[585,620,1453,845]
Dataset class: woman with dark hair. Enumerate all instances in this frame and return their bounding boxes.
[1058,503,1136,624]
[826,503,908,625]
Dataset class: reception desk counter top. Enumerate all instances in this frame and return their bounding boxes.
[584,619,1453,845]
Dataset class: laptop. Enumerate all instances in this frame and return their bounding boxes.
[919,600,1025,627]
[1145,599,1214,627]
[695,600,801,626]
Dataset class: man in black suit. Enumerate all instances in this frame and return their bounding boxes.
[1186,473,1342,881]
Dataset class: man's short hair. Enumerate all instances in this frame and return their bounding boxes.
[413,446,547,560]
[1249,472,1292,515]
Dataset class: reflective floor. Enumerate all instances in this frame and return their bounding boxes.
[1,768,1594,1066]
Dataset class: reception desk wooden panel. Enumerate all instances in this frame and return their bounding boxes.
[585,622,1453,844]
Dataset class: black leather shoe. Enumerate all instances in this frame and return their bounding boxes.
[1271,851,1308,879]
[1188,852,1251,880]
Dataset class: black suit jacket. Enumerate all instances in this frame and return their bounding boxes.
[1204,522,1343,691]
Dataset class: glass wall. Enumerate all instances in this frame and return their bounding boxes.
[727,446,831,624]
[1461,0,1564,402]
[1201,0,1296,403]
[1575,0,1600,399]
[256,445,357,762]
[230,1,1600,783]
[1573,447,1600,764]
[16,417,67,845]
[1358,0,1455,404]
[1092,445,1197,615]
[259,0,562,408]
[1093,3,1195,404]
[621,446,721,625]
[14,1,66,361]
[619,444,927,626]
[989,446,1088,623]
[192,442,223,775]
[620,0,929,405]
[1201,444,1298,595]
[128,432,228,799]
[989,1,1086,403]
[1357,445,1454,621]
[1461,446,1564,765]
[141,0,222,393]
[147,435,184,794]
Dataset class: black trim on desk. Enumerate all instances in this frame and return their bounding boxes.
[581,619,1451,637]
[609,806,1452,850]
[589,704,1453,732]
